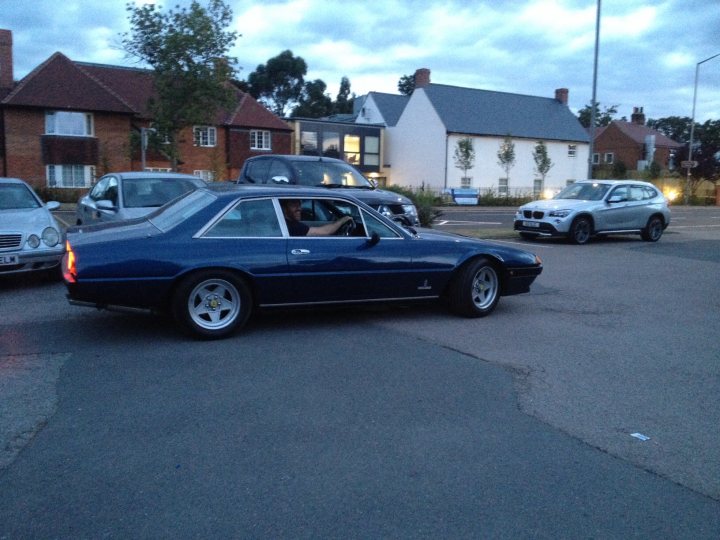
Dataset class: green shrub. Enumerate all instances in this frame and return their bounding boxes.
[385,184,444,227]
[35,187,86,204]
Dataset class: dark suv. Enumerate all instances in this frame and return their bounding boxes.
[236,155,419,226]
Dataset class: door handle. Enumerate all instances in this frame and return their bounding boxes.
[291,249,310,255]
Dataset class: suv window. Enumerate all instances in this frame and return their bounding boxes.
[244,160,272,183]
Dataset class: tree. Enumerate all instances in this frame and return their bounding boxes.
[398,74,415,96]
[497,135,516,189]
[646,116,692,143]
[291,79,333,118]
[577,103,618,128]
[453,138,475,182]
[247,50,307,116]
[122,0,238,170]
[532,140,553,191]
[334,76,354,115]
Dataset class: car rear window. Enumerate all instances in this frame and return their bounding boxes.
[148,190,217,232]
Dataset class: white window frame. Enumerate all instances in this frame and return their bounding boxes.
[46,165,95,188]
[592,153,600,164]
[193,126,217,147]
[45,111,94,137]
[498,177,508,196]
[194,170,215,182]
[250,130,271,151]
[568,144,577,158]
[604,152,614,164]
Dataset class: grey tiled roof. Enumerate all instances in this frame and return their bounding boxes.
[368,92,409,126]
[423,84,589,143]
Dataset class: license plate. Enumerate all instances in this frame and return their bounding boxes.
[523,221,540,228]
[0,254,19,265]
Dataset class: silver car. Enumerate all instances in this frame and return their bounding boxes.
[0,177,64,277]
[514,180,671,244]
[76,172,206,225]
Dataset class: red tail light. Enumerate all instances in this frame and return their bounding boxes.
[62,240,76,283]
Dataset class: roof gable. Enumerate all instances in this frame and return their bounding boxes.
[421,84,589,143]
[604,121,683,148]
[2,53,135,113]
[367,92,409,126]
[225,90,291,131]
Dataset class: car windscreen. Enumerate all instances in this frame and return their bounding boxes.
[0,184,41,210]
[554,183,610,201]
[147,189,217,232]
[293,161,373,188]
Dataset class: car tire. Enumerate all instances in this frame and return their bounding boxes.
[641,216,664,242]
[569,216,592,245]
[447,257,500,318]
[172,270,252,339]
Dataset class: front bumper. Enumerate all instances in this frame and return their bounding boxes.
[513,219,565,237]
[0,248,65,275]
[502,265,543,296]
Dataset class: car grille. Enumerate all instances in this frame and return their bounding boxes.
[0,234,22,250]
[523,210,545,219]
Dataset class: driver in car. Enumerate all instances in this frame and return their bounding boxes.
[281,199,354,237]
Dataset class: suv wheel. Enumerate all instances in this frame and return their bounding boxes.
[569,216,592,245]
[641,216,664,242]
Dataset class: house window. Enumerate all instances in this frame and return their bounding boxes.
[592,153,600,164]
[363,136,380,166]
[251,130,271,151]
[193,126,217,147]
[344,134,360,165]
[145,167,172,173]
[300,131,317,154]
[45,111,93,136]
[533,178,543,196]
[47,164,95,188]
[194,170,215,182]
[604,153,614,164]
[498,177,508,196]
[568,144,577,158]
[460,177,472,188]
[323,132,339,158]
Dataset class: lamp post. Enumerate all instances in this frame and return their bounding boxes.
[140,127,156,171]
[684,52,720,204]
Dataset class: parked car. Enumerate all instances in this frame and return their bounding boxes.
[236,155,420,226]
[514,180,671,244]
[63,186,543,339]
[76,171,206,225]
[0,177,64,277]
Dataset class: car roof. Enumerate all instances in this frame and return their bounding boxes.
[102,171,206,182]
[205,184,365,203]
[0,177,32,186]
[247,154,345,164]
[573,179,655,187]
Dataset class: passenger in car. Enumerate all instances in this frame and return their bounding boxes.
[281,199,354,236]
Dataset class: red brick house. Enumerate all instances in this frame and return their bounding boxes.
[592,107,684,173]
[0,28,292,190]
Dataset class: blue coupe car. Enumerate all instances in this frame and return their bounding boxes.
[63,186,543,339]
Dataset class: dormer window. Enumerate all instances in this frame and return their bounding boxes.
[45,111,94,136]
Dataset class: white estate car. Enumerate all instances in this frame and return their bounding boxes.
[514,180,671,245]
[0,177,64,277]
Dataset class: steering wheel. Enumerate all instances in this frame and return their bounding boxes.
[338,217,355,236]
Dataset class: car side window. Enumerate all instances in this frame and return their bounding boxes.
[629,186,644,201]
[204,198,281,238]
[90,177,118,205]
[245,160,271,183]
[610,186,629,202]
[362,209,402,238]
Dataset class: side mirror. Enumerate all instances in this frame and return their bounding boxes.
[96,200,117,211]
[607,195,624,203]
[366,231,380,247]
[271,175,290,184]
[46,201,60,211]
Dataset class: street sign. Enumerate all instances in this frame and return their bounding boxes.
[681,160,698,169]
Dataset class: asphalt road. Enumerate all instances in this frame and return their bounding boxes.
[1,207,719,538]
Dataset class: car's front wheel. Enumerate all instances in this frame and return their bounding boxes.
[569,216,592,244]
[447,257,500,317]
[172,270,252,339]
[641,216,664,242]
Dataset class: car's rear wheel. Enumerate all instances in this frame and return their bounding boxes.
[641,215,664,242]
[172,270,251,339]
[569,216,592,244]
[447,257,500,317]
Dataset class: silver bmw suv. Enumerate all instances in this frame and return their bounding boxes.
[514,180,671,244]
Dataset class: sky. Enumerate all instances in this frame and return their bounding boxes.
[2,0,719,123]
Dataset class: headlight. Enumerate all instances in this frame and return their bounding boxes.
[402,204,418,217]
[42,227,60,247]
[549,209,572,218]
[27,234,40,248]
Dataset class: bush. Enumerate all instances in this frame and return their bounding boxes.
[385,184,444,227]
[35,187,86,204]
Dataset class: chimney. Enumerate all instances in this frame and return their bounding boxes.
[414,68,431,88]
[631,106,645,125]
[555,88,568,106]
[0,29,13,89]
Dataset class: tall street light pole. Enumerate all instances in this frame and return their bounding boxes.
[588,0,601,179]
[684,52,720,204]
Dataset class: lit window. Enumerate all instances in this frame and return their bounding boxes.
[250,130,271,150]
[45,111,94,136]
[344,135,360,165]
[193,126,217,147]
